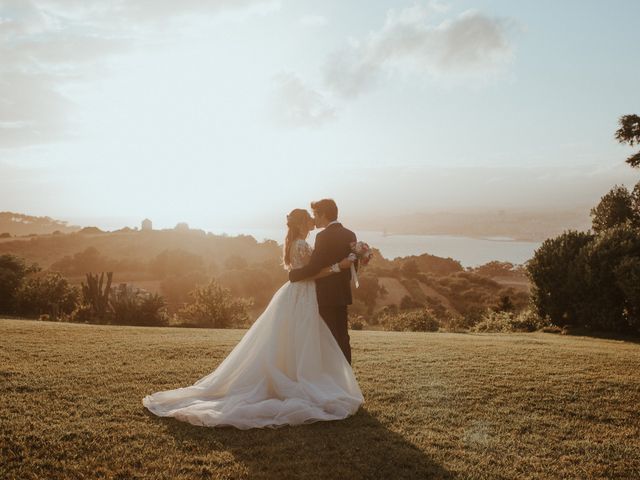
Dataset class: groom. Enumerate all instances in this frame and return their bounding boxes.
[289,198,357,364]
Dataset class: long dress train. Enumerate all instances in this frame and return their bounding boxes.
[141,239,364,429]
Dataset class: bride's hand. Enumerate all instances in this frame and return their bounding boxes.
[338,257,353,270]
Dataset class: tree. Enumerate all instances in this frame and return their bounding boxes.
[109,284,168,326]
[576,223,640,333]
[615,114,640,168]
[615,256,640,330]
[495,295,515,313]
[590,185,637,233]
[632,182,640,214]
[179,279,253,328]
[15,272,79,318]
[0,254,39,314]
[526,230,594,326]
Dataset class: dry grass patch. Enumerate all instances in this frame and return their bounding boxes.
[1,319,639,479]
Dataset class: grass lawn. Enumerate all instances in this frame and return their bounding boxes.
[1,318,639,479]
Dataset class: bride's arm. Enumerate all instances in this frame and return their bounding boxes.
[307,257,352,280]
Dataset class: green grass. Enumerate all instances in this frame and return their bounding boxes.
[1,319,639,479]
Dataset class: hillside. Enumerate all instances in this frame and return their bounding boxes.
[2,319,638,479]
[0,228,530,320]
[0,212,81,237]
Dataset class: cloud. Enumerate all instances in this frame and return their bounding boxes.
[0,0,278,149]
[324,5,515,98]
[270,72,336,128]
[274,3,517,129]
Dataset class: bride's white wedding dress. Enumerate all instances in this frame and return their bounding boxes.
[142,239,364,429]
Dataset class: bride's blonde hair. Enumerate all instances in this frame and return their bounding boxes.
[283,208,312,269]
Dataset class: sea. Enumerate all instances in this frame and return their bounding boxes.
[208,228,541,268]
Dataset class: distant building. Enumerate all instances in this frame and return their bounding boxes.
[141,218,152,231]
[174,222,189,232]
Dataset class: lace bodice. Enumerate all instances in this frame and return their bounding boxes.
[289,239,313,270]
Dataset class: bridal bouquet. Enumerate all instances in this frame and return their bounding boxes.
[348,241,373,288]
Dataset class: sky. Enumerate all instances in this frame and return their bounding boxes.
[1,0,639,230]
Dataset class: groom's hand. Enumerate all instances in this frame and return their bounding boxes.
[289,233,329,282]
[338,257,352,270]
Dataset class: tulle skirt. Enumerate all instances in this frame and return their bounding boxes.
[142,280,364,429]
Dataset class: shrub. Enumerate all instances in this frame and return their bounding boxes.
[70,303,93,324]
[472,309,549,333]
[348,315,365,330]
[109,284,169,326]
[0,254,39,314]
[178,279,253,328]
[439,314,474,332]
[14,272,79,319]
[379,309,440,332]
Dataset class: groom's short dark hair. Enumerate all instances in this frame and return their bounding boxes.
[311,198,338,222]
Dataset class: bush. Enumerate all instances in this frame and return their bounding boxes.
[14,272,79,319]
[0,254,39,314]
[348,315,365,330]
[379,309,440,332]
[472,309,549,333]
[109,284,169,326]
[439,314,474,332]
[178,279,253,328]
[70,303,93,324]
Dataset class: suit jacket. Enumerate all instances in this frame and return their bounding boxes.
[288,223,357,306]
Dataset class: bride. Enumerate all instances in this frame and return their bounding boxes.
[142,208,364,429]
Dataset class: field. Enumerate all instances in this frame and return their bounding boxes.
[1,319,639,479]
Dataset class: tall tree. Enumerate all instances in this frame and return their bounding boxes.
[590,185,637,233]
[615,114,640,168]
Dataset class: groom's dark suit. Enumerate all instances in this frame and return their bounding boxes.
[289,222,356,364]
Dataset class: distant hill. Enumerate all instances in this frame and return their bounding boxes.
[0,212,81,237]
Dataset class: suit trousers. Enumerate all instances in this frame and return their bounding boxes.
[318,305,351,365]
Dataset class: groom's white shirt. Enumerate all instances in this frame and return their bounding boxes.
[324,220,343,272]
[324,220,340,230]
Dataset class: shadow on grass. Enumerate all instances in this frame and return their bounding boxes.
[152,407,453,479]
[551,327,640,345]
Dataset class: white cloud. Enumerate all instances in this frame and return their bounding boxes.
[270,72,336,128]
[324,5,515,98]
